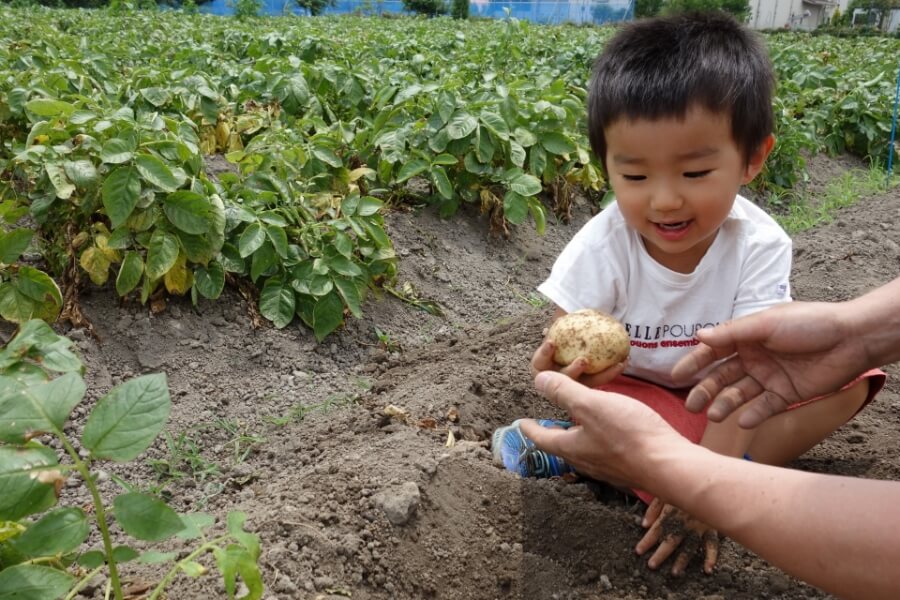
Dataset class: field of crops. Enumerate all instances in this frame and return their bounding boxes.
[1,8,899,335]
[2,8,900,600]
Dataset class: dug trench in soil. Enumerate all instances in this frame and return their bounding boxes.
[24,155,900,599]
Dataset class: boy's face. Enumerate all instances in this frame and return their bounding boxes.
[605,106,772,274]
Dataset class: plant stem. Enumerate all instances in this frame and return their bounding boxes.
[59,434,124,600]
[64,566,105,600]
[147,535,230,600]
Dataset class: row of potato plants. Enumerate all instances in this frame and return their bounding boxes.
[1,9,899,334]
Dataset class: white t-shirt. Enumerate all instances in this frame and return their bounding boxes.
[537,196,792,388]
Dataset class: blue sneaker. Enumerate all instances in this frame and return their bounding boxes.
[491,419,574,478]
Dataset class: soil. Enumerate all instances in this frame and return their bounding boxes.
[21,153,900,599]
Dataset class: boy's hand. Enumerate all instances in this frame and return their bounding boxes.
[636,498,719,575]
[530,339,626,388]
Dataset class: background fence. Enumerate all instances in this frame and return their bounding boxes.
[199,0,634,25]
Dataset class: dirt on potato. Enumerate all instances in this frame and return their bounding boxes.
[16,153,900,600]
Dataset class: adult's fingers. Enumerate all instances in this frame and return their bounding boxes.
[683,356,749,413]
[534,371,592,417]
[701,374,765,422]
[518,418,575,459]
[671,343,728,383]
[735,390,791,429]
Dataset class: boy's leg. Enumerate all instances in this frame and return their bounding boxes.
[747,379,870,466]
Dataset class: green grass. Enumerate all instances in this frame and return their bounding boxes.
[772,164,900,234]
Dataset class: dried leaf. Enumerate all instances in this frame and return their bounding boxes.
[384,404,408,422]
[445,429,456,447]
[446,407,459,423]
[417,417,437,429]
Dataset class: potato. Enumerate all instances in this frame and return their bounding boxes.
[546,309,630,374]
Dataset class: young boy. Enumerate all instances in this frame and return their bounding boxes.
[493,12,885,576]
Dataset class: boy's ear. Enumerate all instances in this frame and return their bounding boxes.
[741,134,775,184]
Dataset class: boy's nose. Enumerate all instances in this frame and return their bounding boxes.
[649,186,684,212]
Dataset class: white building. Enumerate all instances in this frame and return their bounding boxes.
[749,0,900,32]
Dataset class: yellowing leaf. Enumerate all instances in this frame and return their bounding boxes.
[349,167,375,182]
[95,234,122,263]
[163,254,193,295]
[79,247,111,286]
[215,120,231,150]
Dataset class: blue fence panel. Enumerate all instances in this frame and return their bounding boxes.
[200,0,633,24]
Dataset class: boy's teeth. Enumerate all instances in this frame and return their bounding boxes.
[659,222,686,230]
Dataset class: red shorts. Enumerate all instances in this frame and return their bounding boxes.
[597,369,886,504]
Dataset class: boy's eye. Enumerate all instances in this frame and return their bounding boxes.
[622,175,646,181]
[684,170,712,178]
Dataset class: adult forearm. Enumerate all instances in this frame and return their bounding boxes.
[842,277,900,370]
[647,445,900,599]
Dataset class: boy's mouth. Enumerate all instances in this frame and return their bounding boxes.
[653,220,692,241]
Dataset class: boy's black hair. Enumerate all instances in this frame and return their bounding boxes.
[587,12,775,170]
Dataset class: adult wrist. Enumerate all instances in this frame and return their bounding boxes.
[841,285,900,369]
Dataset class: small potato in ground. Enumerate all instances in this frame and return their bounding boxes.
[547,309,630,374]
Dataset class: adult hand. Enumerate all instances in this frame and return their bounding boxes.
[671,301,868,428]
[519,371,683,490]
[637,498,719,575]
[531,339,627,388]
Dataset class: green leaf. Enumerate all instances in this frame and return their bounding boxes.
[503,191,529,225]
[0,372,85,442]
[259,278,295,329]
[0,564,74,600]
[102,167,141,229]
[24,99,75,118]
[529,198,547,236]
[194,262,225,300]
[0,229,34,264]
[356,197,383,217]
[163,191,210,235]
[12,508,89,557]
[540,132,577,155]
[311,145,342,168]
[116,252,144,296]
[140,87,171,107]
[509,140,526,168]
[176,513,215,541]
[312,291,344,342]
[431,166,453,200]
[0,445,59,521]
[431,154,457,166]
[100,138,135,164]
[0,284,35,324]
[135,154,180,193]
[327,257,362,278]
[514,127,538,147]
[45,164,75,200]
[113,492,184,542]
[111,545,140,563]
[446,111,478,140]
[238,223,265,258]
[64,160,98,188]
[226,512,260,558]
[508,173,543,197]
[82,374,171,462]
[180,561,207,577]
[334,278,362,318]
[480,111,510,140]
[529,144,547,176]
[396,159,430,184]
[146,230,179,280]
[250,242,277,282]
[78,550,105,569]
[219,244,245,274]
[333,231,352,258]
[265,225,288,259]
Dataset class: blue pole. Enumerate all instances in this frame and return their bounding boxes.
[888,62,900,183]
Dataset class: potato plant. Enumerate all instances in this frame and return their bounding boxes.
[0,321,262,600]
[1,8,898,332]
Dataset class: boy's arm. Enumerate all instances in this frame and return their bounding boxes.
[698,404,757,458]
